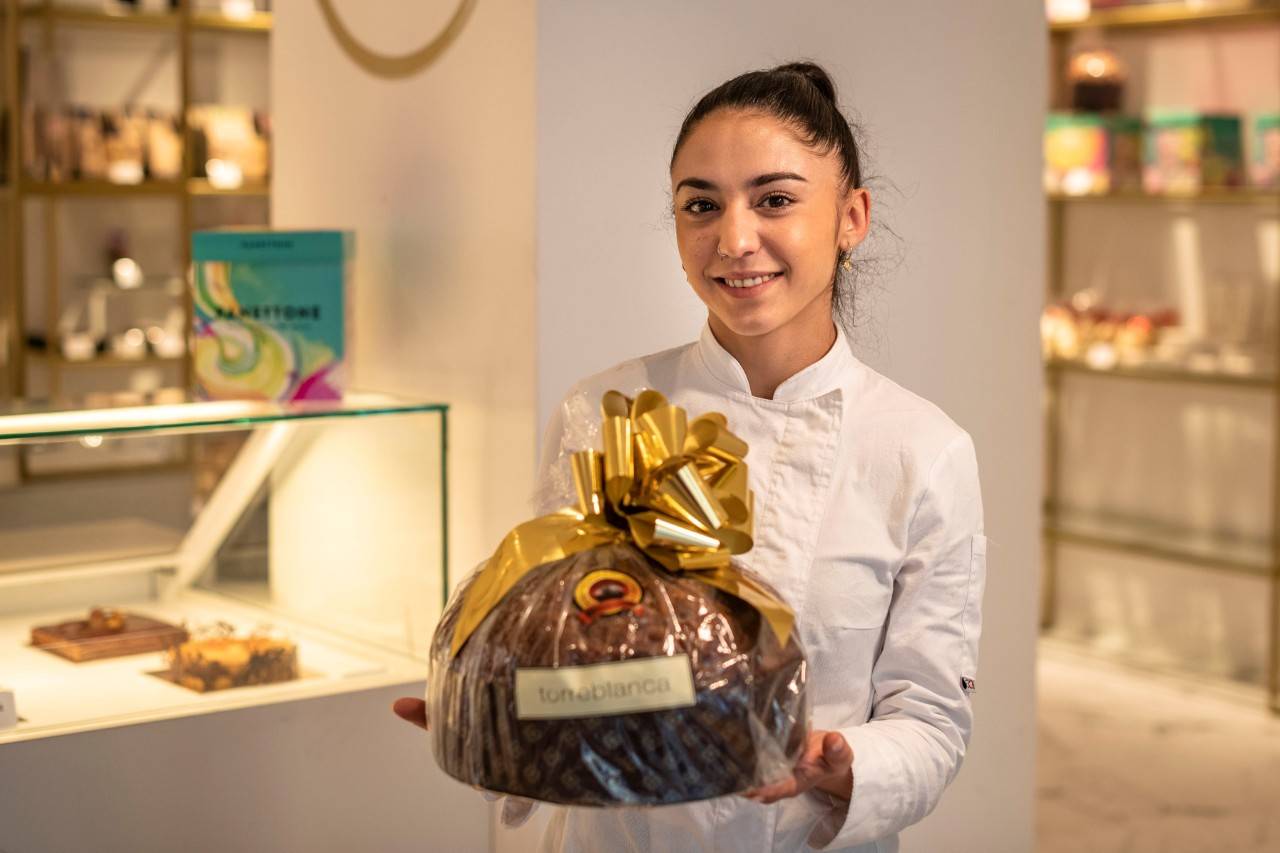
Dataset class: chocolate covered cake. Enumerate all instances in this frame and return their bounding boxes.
[430,543,806,806]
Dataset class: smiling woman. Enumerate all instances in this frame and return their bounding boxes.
[396,60,988,853]
[669,65,870,399]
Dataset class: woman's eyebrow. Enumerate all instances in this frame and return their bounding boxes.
[675,172,808,193]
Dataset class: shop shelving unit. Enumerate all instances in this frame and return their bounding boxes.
[1042,2,1280,712]
[0,0,271,405]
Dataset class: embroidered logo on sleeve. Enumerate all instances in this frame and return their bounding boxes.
[961,677,976,694]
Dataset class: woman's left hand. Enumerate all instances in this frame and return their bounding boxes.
[745,730,853,804]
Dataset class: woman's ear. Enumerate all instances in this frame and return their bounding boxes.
[840,187,871,252]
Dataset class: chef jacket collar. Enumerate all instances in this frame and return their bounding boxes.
[695,318,855,403]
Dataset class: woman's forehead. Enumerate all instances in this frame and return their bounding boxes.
[672,110,835,187]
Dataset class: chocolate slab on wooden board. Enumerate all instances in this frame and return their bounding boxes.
[31,613,188,663]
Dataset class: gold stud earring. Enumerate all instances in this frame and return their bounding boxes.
[840,250,853,272]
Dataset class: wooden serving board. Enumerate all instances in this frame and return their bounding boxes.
[31,614,188,663]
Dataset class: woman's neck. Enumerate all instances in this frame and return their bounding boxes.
[708,307,838,400]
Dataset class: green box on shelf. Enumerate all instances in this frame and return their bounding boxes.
[1253,113,1280,189]
[1143,112,1244,194]
[191,229,353,402]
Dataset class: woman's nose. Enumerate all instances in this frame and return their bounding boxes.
[716,205,759,259]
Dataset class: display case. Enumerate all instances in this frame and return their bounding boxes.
[0,390,448,744]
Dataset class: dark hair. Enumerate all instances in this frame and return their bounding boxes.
[669,61,875,335]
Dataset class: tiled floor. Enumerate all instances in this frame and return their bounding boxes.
[1037,639,1280,853]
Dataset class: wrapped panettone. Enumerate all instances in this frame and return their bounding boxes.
[428,390,807,806]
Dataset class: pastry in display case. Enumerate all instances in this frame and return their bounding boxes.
[165,623,298,693]
[31,607,188,663]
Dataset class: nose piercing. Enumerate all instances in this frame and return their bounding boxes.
[716,248,729,259]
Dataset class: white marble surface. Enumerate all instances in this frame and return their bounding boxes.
[1037,639,1280,853]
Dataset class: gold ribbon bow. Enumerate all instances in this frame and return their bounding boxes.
[449,389,795,656]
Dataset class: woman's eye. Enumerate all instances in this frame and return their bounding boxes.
[761,193,794,209]
[682,199,715,214]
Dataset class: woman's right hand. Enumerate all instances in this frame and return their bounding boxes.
[392,697,429,731]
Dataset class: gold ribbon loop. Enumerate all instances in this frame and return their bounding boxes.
[449,390,794,656]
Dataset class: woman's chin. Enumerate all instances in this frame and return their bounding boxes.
[709,308,785,340]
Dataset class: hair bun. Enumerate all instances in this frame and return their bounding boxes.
[774,62,838,106]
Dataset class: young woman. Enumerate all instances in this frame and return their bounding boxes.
[396,61,987,853]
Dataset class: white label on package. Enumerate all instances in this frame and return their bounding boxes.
[514,655,697,720]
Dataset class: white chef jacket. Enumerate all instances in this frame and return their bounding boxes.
[507,320,986,853]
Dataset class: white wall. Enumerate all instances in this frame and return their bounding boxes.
[271,1,537,850]
[272,0,538,578]
[533,2,1044,851]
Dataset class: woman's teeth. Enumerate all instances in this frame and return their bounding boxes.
[721,273,780,288]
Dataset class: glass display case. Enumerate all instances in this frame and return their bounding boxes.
[0,390,448,744]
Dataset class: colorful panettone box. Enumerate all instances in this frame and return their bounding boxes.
[191,229,352,401]
[1143,112,1244,195]
[1253,113,1280,189]
[1044,113,1143,196]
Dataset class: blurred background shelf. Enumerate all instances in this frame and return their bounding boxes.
[21,180,186,197]
[1049,1,1280,33]
[1044,508,1276,577]
[25,350,186,369]
[1047,188,1280,205]
[18,4,272,35]
[2,0,273,407]
[1045,357,1278,388]
[1041,1,1280,714]
[187,177,269,196]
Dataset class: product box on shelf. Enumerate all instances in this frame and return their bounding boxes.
[1143,112,1244,194]
[1045,113,1143,196]
[1253,113,1280,189]
[191,229,353,402]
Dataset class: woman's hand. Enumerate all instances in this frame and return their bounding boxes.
[392,697,429,730]
[745,730,853,804]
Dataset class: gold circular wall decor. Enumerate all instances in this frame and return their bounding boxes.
[317,0,477,79]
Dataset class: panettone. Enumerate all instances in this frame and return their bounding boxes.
[430,543,806,806]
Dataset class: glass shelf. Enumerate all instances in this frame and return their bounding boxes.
[1049,2,1280,33]
[73,274,185,293]
[1045,357,1277,389]
[24,349,187,369]
[22,181,185,197]
[1044,507,1275,577]
[187,178,270,196]
[20,5,272,34]
[192,9,272,33]
[0,391,448,442]
[1047,188,1280,206]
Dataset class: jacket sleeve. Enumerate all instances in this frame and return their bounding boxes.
[810,430,988,849]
